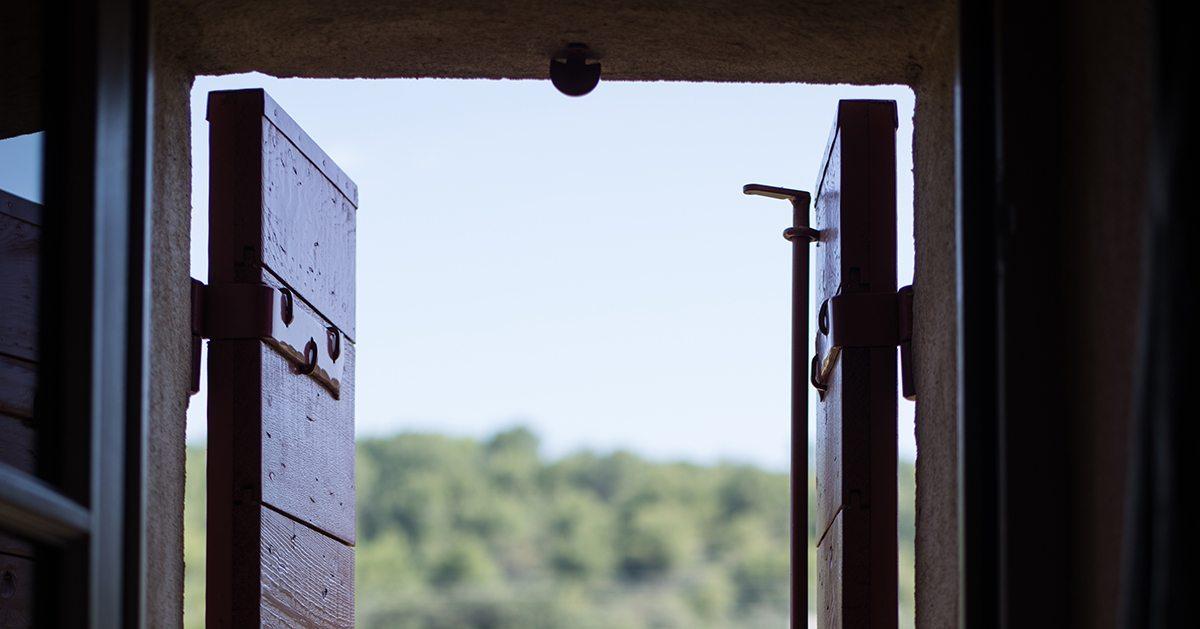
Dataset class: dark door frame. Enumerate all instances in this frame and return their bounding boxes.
[954,1,1195,626]
[0,0,151,625]
[1119,2,1196,626]
[955,1,1003,625]
[957,0,1072,625]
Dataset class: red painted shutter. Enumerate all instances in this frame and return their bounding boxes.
[812,100,898,628]
[205,89,357,627]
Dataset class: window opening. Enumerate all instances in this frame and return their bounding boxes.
[184,75,916,628]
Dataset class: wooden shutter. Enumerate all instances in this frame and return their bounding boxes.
[812,100,898,628]
[205,89,357,627]
[0,189,40,627]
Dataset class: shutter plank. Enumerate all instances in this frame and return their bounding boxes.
[260,507,355,627]
[208,89,356,338]
[260,318,356,545]
[0,414,35,474]
[0,357,35,421]
[817,511,843,628]
[0,553,34,626]
[0,202,39,363]
[0,191,38,629]
[261,118,356,339]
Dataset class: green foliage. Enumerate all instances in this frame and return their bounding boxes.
[183,448,206,629]
[183,428,917,628]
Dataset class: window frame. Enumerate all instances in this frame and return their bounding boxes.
[0,0,151,625]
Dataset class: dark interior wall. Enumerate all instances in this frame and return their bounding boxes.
[0,3,42,139]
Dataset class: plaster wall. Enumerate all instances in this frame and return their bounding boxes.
[910,13,958,629]
[145,39,195,627]
[147,1,960,626]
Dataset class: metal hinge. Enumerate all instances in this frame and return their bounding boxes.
[812,285,914,400]
[190,279,344,398]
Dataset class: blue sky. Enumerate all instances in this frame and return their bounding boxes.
[187,76,917,470]
[0,133,42,203]
[1,75,916,471]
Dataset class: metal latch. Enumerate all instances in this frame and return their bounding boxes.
[812,285,915,400]
[190,279,344,398]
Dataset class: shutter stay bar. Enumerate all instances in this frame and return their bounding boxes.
[190,278,343,398]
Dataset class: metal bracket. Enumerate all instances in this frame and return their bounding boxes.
[812,285,915,400]
[190,279,344,398]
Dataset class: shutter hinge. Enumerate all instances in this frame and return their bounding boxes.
[812,285,915,401]
[190,278,343,398]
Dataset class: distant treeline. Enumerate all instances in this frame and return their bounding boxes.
[183,427,914,628]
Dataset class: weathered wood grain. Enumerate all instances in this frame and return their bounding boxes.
[260,333,356,545]
[0,190,41,227]
[0,356,34,421]
[0,415,35,474]
[206,158,357,544]
[259,507,354,628]
[205,339,261,628]
[0,190,39,629]
[0,208,38,363]
[207,88,357,626]
[256,91,358,207]
[812,101,898,629]
[207,89,357,339]
[0,535,33,561]
[207,335,356,623]
[260,119,357,341]
[814,128,844,541]
[817,510,843,629]
[0,552,34,627]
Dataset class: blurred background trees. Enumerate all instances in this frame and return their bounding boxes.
[184,427,915,628]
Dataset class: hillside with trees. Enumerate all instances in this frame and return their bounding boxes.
[184,427,915,627]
